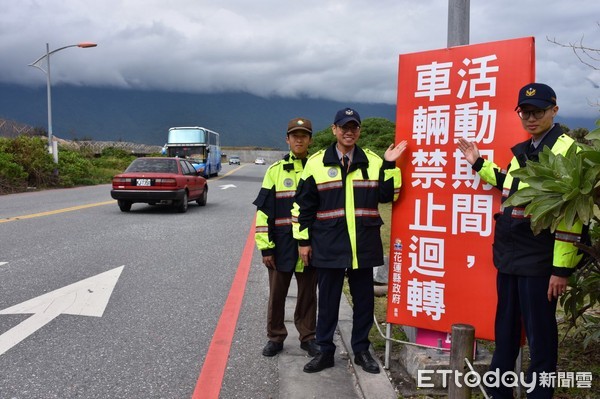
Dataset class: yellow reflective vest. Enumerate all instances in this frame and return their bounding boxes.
[292,143,401,270]
[474,124,585,276]
[253,153,306,272]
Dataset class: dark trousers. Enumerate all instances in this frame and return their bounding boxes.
[266,267,317,343]
[488,272,558,399]
[315,267,374,354]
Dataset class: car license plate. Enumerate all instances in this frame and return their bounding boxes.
[136,179,151,186]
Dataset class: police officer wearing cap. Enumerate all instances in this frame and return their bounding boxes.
[458,83,587,399]
[292,107,408,374]
[253,117,319,358]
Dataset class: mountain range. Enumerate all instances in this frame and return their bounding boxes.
[0,83,596,149]
[0,83,396,149]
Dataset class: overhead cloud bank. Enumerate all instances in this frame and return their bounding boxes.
[1,0,599,118]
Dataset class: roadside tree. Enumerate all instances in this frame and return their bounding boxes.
[309,117,396,156]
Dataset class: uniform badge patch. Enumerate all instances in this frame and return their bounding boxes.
[328,168,338,178]
[283,178,294,188]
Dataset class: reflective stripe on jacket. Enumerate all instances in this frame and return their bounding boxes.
[253,152,305,272]
[292,143,401,269]
[474,123,584,277]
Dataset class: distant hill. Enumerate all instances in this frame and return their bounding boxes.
[0,83,595,149]
[0,83,396,149]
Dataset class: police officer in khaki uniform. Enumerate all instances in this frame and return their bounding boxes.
[253,118,319,357]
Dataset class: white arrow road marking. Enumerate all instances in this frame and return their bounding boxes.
[219,184,237,190]
[0,262,7,267]
[0,265,124,356]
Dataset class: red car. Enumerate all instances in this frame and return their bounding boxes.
[111,157,208,213]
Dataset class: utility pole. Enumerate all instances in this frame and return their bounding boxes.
[447,0,470,47]
[447,3,473,399]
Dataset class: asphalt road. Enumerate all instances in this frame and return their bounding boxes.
[0,163,277,399]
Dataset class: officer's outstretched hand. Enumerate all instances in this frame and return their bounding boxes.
[384,140,408,162]
[457,138,480,166]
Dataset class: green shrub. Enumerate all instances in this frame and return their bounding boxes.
[100,147,133,159]
[3,136,55,188]
[57,148,95,187]
[0,151,28,194]
[90,150,135,184]
[92,154,135,171]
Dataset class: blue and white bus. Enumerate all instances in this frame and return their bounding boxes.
[163,126,222,178]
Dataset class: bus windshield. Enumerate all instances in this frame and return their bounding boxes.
[168,128,206,144]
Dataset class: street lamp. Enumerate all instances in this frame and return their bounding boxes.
[28,42,97,163]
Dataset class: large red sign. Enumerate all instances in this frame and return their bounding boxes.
[387,37,535,340]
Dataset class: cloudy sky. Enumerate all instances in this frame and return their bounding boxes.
[1,0,599,119]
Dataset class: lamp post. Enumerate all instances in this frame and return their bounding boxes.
[29,42,97,163]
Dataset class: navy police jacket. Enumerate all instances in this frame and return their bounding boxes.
[473,124,585,277]
[292,143,402,269]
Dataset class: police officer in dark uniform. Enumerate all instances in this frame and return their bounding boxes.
[458,83,586,398]
[253,117,319,358]
[292,108,407,374]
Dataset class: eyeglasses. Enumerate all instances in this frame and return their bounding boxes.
[336,125,360,133]
[517,107,552,120]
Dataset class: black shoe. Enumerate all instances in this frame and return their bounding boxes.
[300,339,320,357]
[354,351,380,374]
[303,352,334,373]
[262,341,283,357]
